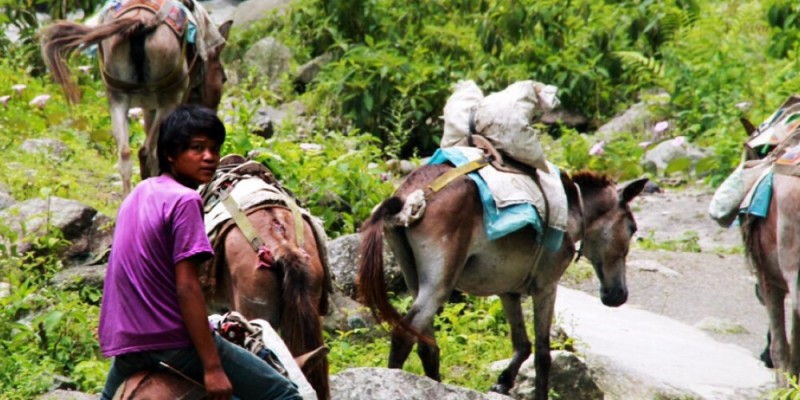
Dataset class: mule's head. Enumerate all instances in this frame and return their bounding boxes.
[200,20,233,110]
[574,174,648,307]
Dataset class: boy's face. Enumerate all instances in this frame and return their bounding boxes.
[168,134,221,187]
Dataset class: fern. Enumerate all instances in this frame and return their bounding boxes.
[614,50,666,80]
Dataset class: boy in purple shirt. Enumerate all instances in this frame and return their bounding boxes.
[99,105,300,400]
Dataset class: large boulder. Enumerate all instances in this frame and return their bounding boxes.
[331,368,512,400]
[327,233,405,299]
[641,136,710,175]
[0,197,112,263]
[241,37,292,87]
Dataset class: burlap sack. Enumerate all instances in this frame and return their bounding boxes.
[440,80,559,172]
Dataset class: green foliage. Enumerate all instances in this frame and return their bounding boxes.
[770,373,800,400]
[636,230,702,253]
[327,295,548,391]
[0,0,104,71]
[0,224,104,397]
[548,128,645,180]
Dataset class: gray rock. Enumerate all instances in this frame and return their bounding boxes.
[331,368,512,400]
[511,351,604,400]
[596,102,652,141]
[540,108,589,128]
[295,53,332,86]
[241,37,292,87]
[327,233,405,299]
[19,138,68,160]
[0,197,111,263]
[52,263,107,292]
[0,190,15,210]
[641,137,708,175]
[230,0,291,28]
[554,286,773,399]
[323,289,376,332]
[38,389,97,400]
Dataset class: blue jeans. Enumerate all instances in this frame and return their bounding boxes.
[100,334,300,400]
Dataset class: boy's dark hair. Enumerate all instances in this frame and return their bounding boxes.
[157,104,226,173]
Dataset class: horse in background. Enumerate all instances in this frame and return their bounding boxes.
[358,163,647,400]
[200,156,333,399]
[40,0,232,195]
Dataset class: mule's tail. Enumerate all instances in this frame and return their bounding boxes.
[274,243,330,400]
[357,196,432,344]
[40,15,160,104]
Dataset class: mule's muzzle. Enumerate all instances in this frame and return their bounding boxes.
[600,286,628,307]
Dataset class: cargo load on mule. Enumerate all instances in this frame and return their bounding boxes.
[709,95,800,227]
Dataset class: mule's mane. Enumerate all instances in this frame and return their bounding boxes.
[569,170,615,192]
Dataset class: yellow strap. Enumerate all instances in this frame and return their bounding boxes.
[219,188,264,252]
[426,157,490,197]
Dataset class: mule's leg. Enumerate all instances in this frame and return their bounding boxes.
[763,279,789,376]
[489,293,531,394]
[531,284,557,400]
[108,92,132,195]
[388,285,448,379]
[415,311,440,380]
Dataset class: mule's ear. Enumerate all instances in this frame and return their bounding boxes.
[618,178,648,204]
[740,117,756,137]
[218,20,233,42]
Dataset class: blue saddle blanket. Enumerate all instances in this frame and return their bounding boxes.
[739,171,773,218]
[427,148,564,252]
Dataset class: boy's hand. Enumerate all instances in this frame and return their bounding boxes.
[204,366,233,399]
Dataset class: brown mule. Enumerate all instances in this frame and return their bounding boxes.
[358,164,647,400]
[113,345,330,399]
[211,207,332,399]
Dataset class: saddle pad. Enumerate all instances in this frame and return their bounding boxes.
[739,167,773,219]
[204,178,307,243]
[104,0,189,38]
[427,147,566,251]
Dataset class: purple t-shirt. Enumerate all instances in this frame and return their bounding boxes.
[98,175,213,357]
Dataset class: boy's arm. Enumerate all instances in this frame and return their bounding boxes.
[175,257,232,400]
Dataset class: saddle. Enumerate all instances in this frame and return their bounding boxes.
[106,0,189,38]
[112,313,292,400]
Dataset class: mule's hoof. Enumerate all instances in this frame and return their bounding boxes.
[489,383,511,395]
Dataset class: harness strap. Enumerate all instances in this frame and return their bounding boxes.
[425,157,491,199]
[219,187,264,252]
[218,186,306,252]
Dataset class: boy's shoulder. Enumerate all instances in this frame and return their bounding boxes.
[134,175,202,204]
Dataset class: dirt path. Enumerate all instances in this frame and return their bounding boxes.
[563,185,769,360]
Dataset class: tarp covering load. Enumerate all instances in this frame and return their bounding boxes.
[441,80,559,172]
